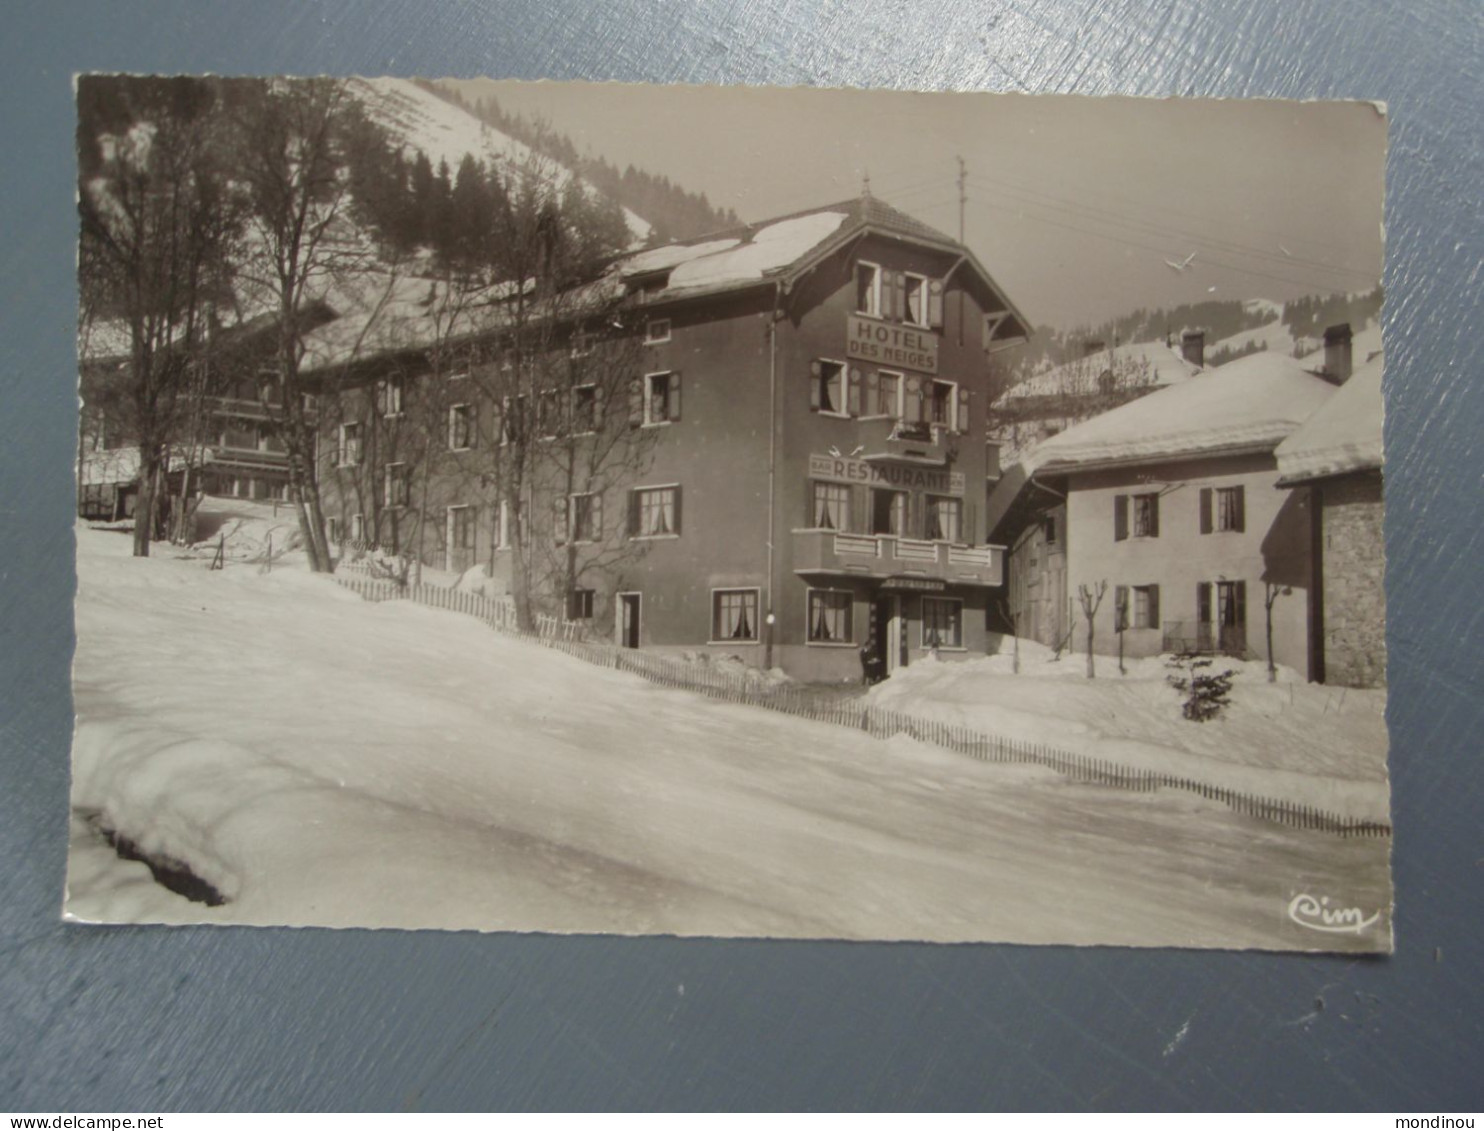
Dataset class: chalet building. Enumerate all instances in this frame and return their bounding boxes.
[1275,350,1386,687]
[988,351,1338,673]
[312,197,1031,681]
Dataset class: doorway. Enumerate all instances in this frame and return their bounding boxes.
[869,594,906,678]
[617,592,641,649]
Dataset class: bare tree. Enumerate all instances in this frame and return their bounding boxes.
[1078,580,1108,679]
[77,76,240,557]
[1263,581,1291,684]
[233,77,370,573]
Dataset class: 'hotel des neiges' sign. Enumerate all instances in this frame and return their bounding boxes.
[845,315,938,374]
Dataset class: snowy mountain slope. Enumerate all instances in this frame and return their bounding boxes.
[346,78,652,245]
[66,507,1389,949]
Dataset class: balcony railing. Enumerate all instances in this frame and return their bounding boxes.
[792,529,1002,587]
[1162,621,1249,659]
[855,416,952,466]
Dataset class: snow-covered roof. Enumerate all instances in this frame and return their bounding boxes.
[1276,351,1384,484]
[995,339,1200,407]
[663,212,848,294]
[1029,350,1336,472]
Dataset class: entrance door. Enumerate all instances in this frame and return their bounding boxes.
[617,592,641,649]
[869,594,906,677]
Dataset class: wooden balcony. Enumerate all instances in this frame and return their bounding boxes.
[791,529,1003,588]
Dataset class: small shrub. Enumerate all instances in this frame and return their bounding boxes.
[1166,651,1237,722]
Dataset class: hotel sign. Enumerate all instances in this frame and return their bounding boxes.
[880,576,947,592]
[845,315,938,374]
[809,453,965,497]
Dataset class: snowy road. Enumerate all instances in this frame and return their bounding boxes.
[67,523,1390,951]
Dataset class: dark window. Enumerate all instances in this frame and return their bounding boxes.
[808,590,854,643]
[811,360,847,415]
[567,588,595,620]
[712,589,759,642]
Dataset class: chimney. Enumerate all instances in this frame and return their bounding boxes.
[1180,330,1205,369]
[1324,323,1353,383]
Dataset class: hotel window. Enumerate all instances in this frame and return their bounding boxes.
[337,422,363,466]
[634,371,681,425]
[870,488,907,536]
[924,495,962,542]
[572,384,599,433]
[812,481,852,531]
[384,463,409,507]
[856,262,882,317]
[351,513,365,543]
[499,394,528,445]
[1114,492,1160,540]
[447,403,474,451]
[448,505,475,551]
[874,370,902,418]
[645,318,671,344]
[378,378,404,418]
[712,589,759,643]
[560,492,602,544]
[810,359,847,415]
[904,273,930,328]
[1115,584,1160,631]
[807,589,854,644]
[921,597,964,649]
[567,588,595,620]
[1200,485,1246,533]
[630,485,681,538]
[537,390,562,439]
[928,379,956,428]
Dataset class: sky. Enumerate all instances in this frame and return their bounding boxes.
[443,79,1386,331]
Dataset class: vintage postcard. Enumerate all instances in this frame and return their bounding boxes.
[68,77,1390,950]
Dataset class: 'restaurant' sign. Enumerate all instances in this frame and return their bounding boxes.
[845,315,938,374]
[809,453,965,496]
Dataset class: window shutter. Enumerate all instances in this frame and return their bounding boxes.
[851,484,867,534]
[1197,582,1211,625]
[1199,487,1213,534]
[864,369,879,410]
[554,497,568,545]
[1234,580,1247,628]
[669,372,681,421]
[592,385,606,429]
[928,279,944,329]
[1114,494,1128,541]
[627,489,640,537]
[892,272,907,321]
[1234,486,1246,533]
[956,387,970,433]
[847,367,862,416]
[1149,495,1160,538]
[905,375,924,422]
[1149,585,1161,630]
[809,360,822,411]
[1115,585,1128,631]
[628,377,643,427]
[671,485,682,534]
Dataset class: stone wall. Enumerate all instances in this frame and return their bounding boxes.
[1321,471,1387,687]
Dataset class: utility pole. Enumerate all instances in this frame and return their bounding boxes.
[956,156,967,345]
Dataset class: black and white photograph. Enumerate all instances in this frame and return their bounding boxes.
[68,76,1390,952]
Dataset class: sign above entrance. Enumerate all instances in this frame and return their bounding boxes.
[809,453,965,496]
[880,576,947,592]
[846,315,938,374]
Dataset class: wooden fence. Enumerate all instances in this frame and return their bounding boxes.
[334,573,1391,840]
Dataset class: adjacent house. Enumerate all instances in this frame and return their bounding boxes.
[1275,350,1386,687]
[989,351,1338,673]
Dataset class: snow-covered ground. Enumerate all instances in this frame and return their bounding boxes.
[66,505,1391,950]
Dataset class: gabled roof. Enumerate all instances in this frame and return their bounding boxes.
[618,195,1031,342]
[1028,350,1335,473]
[1275,351,1384,485]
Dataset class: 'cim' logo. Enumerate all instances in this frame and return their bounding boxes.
[1287,893,1381,934]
